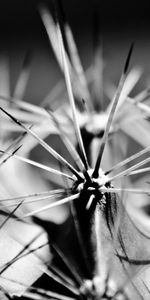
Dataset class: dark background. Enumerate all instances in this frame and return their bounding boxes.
[0,0,150,103]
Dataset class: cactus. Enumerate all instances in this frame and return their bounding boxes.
[0,1,150,300]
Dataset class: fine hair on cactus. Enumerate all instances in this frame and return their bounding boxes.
[1,1,150,300]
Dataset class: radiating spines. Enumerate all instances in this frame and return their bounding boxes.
[0,130,27,166]
[39,3,93,114]
[93,43,134,178]
[55,0,92,112]
[39,3,64,72]
[0,106,83,182]
[55,15,90,176]
[47,109,86,173]
[23,193,80,218]
[124,43,134,75]
[106,143,150,178]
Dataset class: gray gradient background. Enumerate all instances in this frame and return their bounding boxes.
[0,0,150,103]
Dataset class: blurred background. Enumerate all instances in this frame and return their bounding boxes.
[0,0,150,104]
